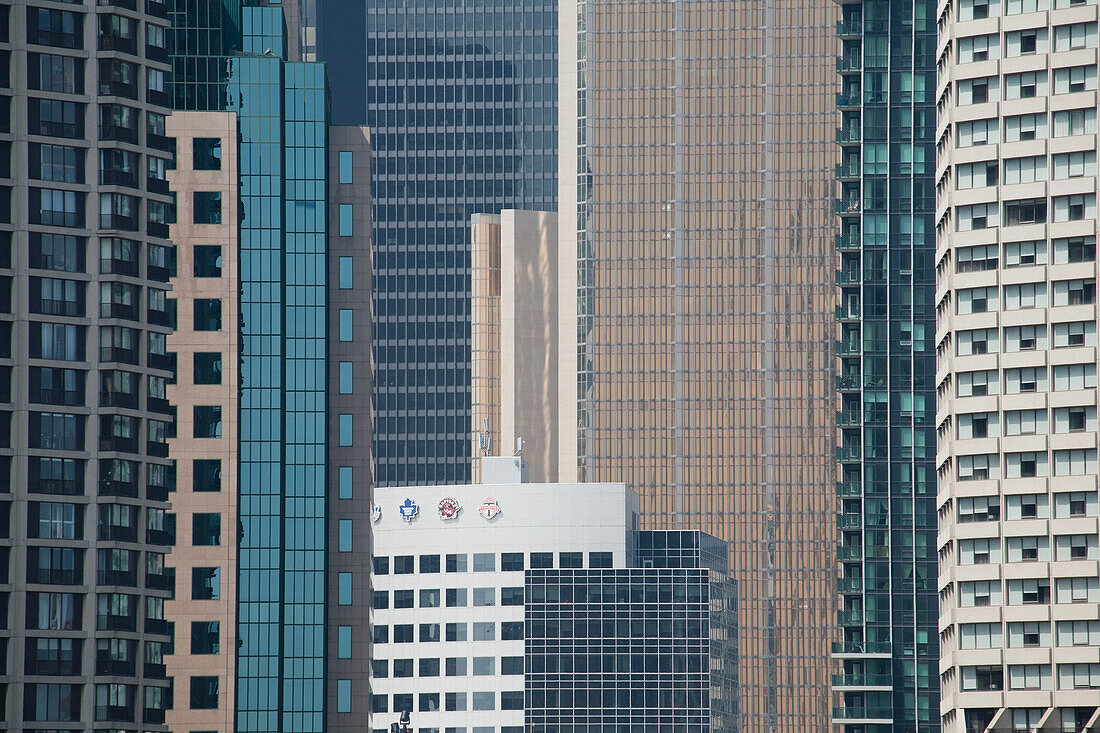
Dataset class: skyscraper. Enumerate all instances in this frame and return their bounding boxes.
[167,3,334,729]
[832,0,941,730]
[2,0,176,725]
[318,0,559,486]
[557,1,841,730]
[937,0,1100,730]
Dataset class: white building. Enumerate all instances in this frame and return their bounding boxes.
[365,458,637,732]
[936,0,1100,729]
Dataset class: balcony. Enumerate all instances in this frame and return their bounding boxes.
[29,568,80,585]
[837,409,861,427]
[836,94,859,109]
[147,262,170,283]
[99,34,138,55]
[101,169,140,189]
[95,657,136,676]
[100,213,139,232]
[832,673,892,688]
[146,89,170,108]
[833,707,893,722]
[148,396,171,414]
[97,568,138,587]
[98,523,138,542]
[836,375,859,391]
[831,641,891,656]
[836,126,861,144]
[99,80,138,100]
[98,613,137,632]
[145,571,171,591]
[32,387,84,407]
[838,609,863,625]
[146,528,172,546]
[837,546,862,562]
[145,617,168,635]
[147,221,169,240]
[836,232,860,251]
[98,0,138,9]
[147,352,172,371]
[836,198,861,215]
[101,391,139,409]
[101,257,139,277]
[146,176,169,195]
[147,483,169,502]
[145,0,168,18]
[146,133,173,153]
[100,477,139,499]
[34,476,83,496]
[836,340,861,356]
[100,124,138,144]
[34,298,84,317]
[837,445,861,461]
[837,56,861,73]
[30,30,81,49]
[146,440,169,458]
[836,269,860,285]
[837,577,863,594]
[147,308,171,327]
[144,661,167,679]
[836,480,860,498]
[836,162,860,180]
[95,705,134,724]
[146,45,168,63]
[144,707,167,725]
[26,658,82,675]
[837,19,862,37]
[837,514,862,530]
[100,347,139,366]
[100,435,139,453]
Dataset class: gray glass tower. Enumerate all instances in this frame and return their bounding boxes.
[318,0,558,486]
[168,2,331,730]
[833,0,939,729]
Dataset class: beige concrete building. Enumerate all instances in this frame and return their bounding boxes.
[935,0,1100,729]
[164,111,240,733]
[471,210,559,483]
[557,1,841,729]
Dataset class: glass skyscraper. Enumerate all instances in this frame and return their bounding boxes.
[557,1,841,730]
[168,3,330,730]
[832,0,940,730]
[319,0,558,486]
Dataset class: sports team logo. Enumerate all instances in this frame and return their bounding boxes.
[398,498,419,522]
[478,497,501,520]
[371,504,382,523]
[438,497,461,520]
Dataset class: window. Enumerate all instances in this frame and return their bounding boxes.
[502,621,524,640]
[1004,409,1046,436]
[956,244,998,272]
[958,76,997,104]
[1004,282,1046,310]
[501,691,524,710]
[1002,156,1046,184]
[502,587,524,605]
[957,328,997,355]
[590,551,613,568]
[1004,240,1046,267]
[472,622,495,641]
[371,659,388,678]
[1005,367,1047,395]
[372,590,388,609]
[1005,71,1046,99]
[1004,198,1047,226]
[956,202,998,231]
[193,246,222,277]
[419,659,440,678]
[193,138,221,170]
[472,587,495,606]
[958,453,999,481]
[1057,620,1100,647]
[1005,28,1046,55]
[445,623,467,642]
[958,496,1000,522]
[1053,151,1097,179]
[957,287,997,315]
[338,519,352,552]
[1006,493,1048,520]
[338,414,353,446]
[1009,665,1051,690]
[959,538,1000,565]
[193,405,222,438]
[446,588,467,607]
[1053,363,1097,391]
[472,553,495,572]
[338,572,352,605]
[393,590,414,609]
[1055,491,1097,518]
[419,693,439,712]
[1004,325,1045,352]
[1054,65,1097,94]
[1058,664,1100,689]
[193,299,222,331]
[336,680,351,713]
[419,623,440,642]
[1054,279,1097,306]
[962,665,1004,691]
[339,257,353,289]
[31,53,83,94]
[189,675,218,709]
[339,309,353,341]
[193,459,221,492]
[191,621,219,654]
[339,466,353,500]
[193,353,222,385]
[372,626,388,644]
[501,552,524,571]
[959,34,999,62]
[1056,576,1098,604]
[446,553,467,572]
[960,623,1002,649]
[394,555,414,574]
[956,160,1000,189]
[1054,449,1097,476]
[1007,536,1049,563]
[192,192,222,225]
[445,692,466,712]
[957,370,997,397]
[1004,113,1047,142]
[472,692,495,711]
[1055,236,1097,265]
[445,657,467,676]
[339,204,353,236]
[192,513,220,545]
[192,567,220,600]
[1054,108,1097,137]
[338,151,354,183]
[420,554,440,573]
[393,625,413,643]
[957,118,997,147]
[959,0,997,20]
[419,588,439,607]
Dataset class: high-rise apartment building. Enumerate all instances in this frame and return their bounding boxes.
[167,2,338,730]
[318,0,558,487]
[1,0,177,725]
[833,0,941,730]
[557,2,841,730]
[936,0,1100,730]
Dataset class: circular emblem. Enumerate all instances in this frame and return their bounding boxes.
[371,504,382,523]
[438,497,461,520]
[478,496,502,520]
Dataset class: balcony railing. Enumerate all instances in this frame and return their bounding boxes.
[100,124,138,144]
[101,257,140,277]
[95,657,136,676]
[101,391,139,409]
[100,435,139,453]
[32,387,84,407]
[147,483,169,503]
[98,613,136,631]
[837,577,863,594]
[97,568,138,587]
[98,523,138,542]
[100,478,139,499]
[100,213,139,232]
[98,34,138,55]
[833,707,894,721]
[145,571,172,591]
[100,347,140,365]
[147,440,169,458]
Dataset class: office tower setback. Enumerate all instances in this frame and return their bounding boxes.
[164,111,240,732]
[168,3,333,730]
[365,465,738,731]
[326,124,375,732]
[1,0,176,725]
[833,0,941,729]
[319,0,558,487]
[470,210,559,483]
[558,1,840,730]
[936,0,1100,730]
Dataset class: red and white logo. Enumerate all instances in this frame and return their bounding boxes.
[478,497,501,520]
[438,497,461,520]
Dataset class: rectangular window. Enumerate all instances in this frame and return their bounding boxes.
[502,621,524,640]
[472,553,495,572]
[339,466,352,499]
[445,657,467,676]
[339,256,353,289]
[446,588,467,607]
[338,151,354,183]
[338,572,352,605]
[394,555,414,574]
[336,679,351,713]
[472,587,495,606]
[193,405,222,439]
[192,459,221,492]
[339,309,353,341]
[420,588,440,607]
[472,657,495,675]
[193,299,222,331]
[191,567,220,600]
[446,622,467,642]
[501,587,524,605]
[446,553,467,572]
[339,362,353,394]
[192,138,221,170]
[193,246,222,277]
[193,352,222,385]
[192,192,222,225]
[192,513,220,545]
[473,622,495,641]
[339,204,353,236]
[339,414,353,446]
[337,626,352,658]
[338,519,352,552]
[190,621,219,654]
[501,552,524,571]
[392,624,412,643]
[189,676,219,709]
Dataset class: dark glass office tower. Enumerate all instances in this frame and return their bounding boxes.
[168,3,331,731]
[833,0,939,729]
[319,0,558,486]
[1,0,176,726]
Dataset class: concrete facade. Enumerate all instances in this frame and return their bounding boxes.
[164,110,240,733]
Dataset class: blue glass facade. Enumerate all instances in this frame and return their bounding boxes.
[833,0,939,729]
[168,3,330,730]
[319,0,557,486]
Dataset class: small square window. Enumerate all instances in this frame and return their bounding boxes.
[420,554,440,573]
[530,552,553,569]
[189,675,219,709]
[193,352,222,385]
[192,192,221,225]
[446,553,467,572]
[192,567,220,600]
[193,405,222,439]
[472,553,495,572]
[193,245,222,277]
[190,621,219,654]
[589,551,613,568]
[193,298,222,331]
[445,588,467,607]
[192,459,221,492]
[394,556,414,574]
[192,138,221,170]
[559,551,583,568]
[192,513,220,545]
[501,552,524,571]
